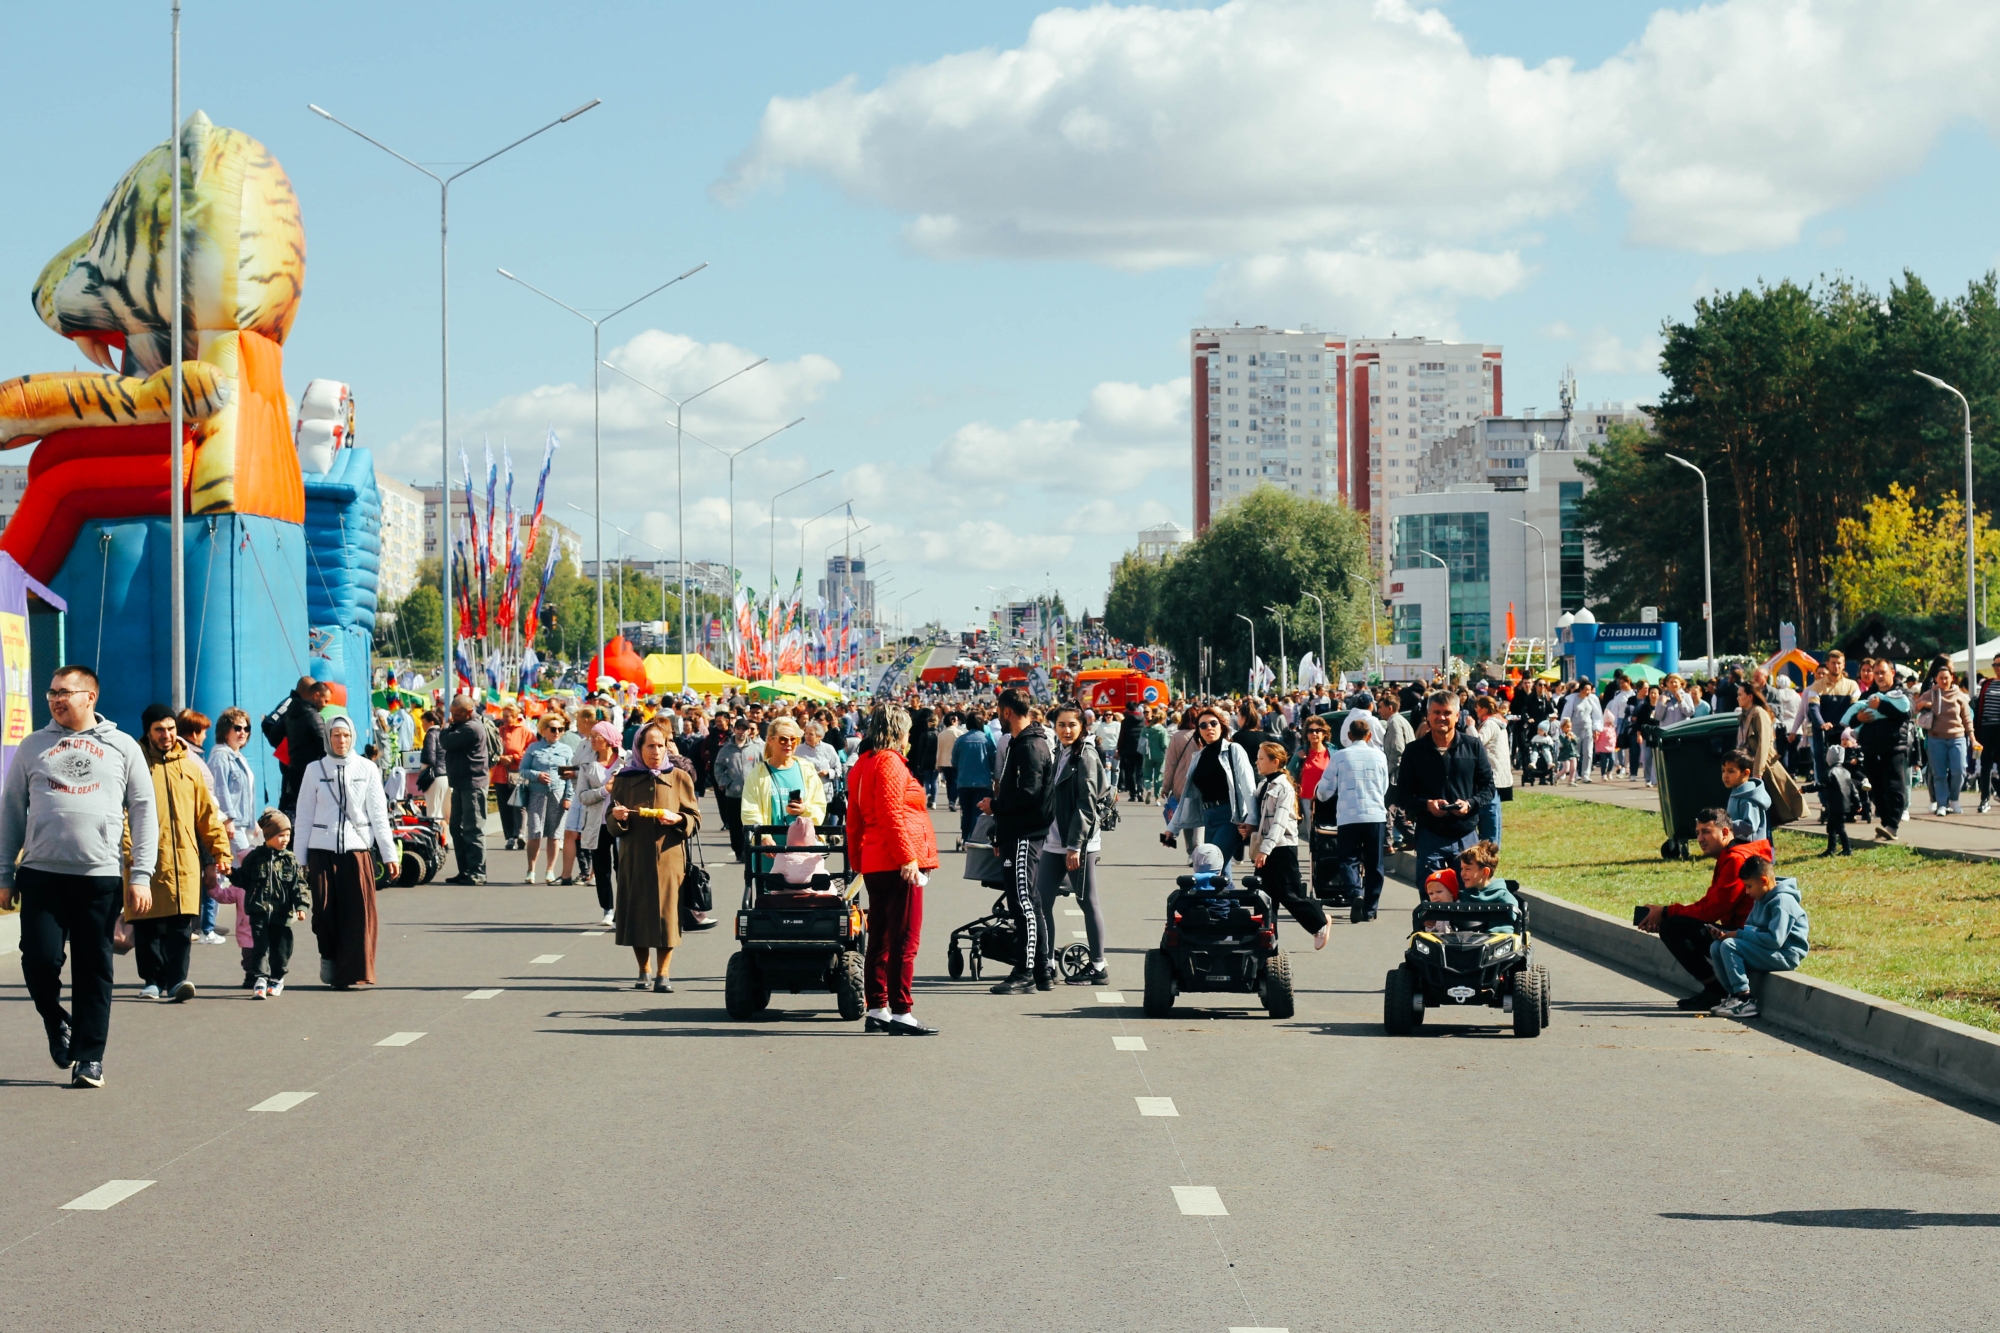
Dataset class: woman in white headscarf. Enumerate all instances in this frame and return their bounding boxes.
[293,714,398,989]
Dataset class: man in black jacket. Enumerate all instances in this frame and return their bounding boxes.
[1115,704,1145,801]
[440,696,490,884]
[1394,689,1495,878]
[982,687,1055,994]
[278,677,331,817]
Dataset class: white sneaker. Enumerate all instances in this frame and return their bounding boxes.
[600,910,615,926]
[201,930,228,944]
[252,976,269,999]
[525,869,539,885]
[1949,803,1963,815]
[269,977,285,997]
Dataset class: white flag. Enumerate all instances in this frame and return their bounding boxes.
[1297,651,1325,690]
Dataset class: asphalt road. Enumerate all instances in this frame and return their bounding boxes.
[4,795,1999,1333]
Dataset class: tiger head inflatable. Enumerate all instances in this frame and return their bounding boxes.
[0,111,305,519]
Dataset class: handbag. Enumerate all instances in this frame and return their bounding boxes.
[1764,758,1805,828]
[111,912,135,955]
[681,829,713,914]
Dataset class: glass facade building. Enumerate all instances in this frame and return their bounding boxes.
[1392,511,1492,660]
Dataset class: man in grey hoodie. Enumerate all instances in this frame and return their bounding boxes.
[0,665,158,1089]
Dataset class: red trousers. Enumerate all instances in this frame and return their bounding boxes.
[863,871,924,1013]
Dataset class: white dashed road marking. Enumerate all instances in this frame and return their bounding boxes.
[1113,1036,1147,1051]
[375,1032,426,1047]
[1064,908,1083,916]
[1173,1185,1228,1216]
[1230,1327,1291,1332]
[1135,1097,1179,1117]
[1072,930,1087,939]
[1094,992,1125,1004]
[61,1180,154,1211]
[581,931,605,937]
[248,1091,316,1113]
[464,989,503,1000]
[530,954,564,964]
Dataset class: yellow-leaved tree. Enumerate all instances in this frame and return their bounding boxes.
[1828,483,2000,621]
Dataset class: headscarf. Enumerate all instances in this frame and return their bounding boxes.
[619,721,678,776]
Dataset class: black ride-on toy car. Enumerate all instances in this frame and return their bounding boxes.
[725,823,868,1022]
[1382,888,1550,1038]
[1142,871,1294,1019]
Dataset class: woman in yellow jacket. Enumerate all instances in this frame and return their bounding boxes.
[131,703,230,1002]
[740,717,829,869]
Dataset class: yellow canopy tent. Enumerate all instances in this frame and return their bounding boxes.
[643,653,748,694]
[748,673,844,702]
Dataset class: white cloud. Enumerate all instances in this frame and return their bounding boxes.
[1543,322,1663,376]
[931,376,1188,491]
[720,0,2000,324]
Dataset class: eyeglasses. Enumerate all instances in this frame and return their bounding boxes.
[45,688,92,700]
[1197,718,1222,729]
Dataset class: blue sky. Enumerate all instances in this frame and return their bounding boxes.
[4,0,1998,631]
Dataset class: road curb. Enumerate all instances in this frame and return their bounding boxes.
[1517,885,2000,1111]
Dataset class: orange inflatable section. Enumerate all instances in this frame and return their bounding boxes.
[194,329,303,522]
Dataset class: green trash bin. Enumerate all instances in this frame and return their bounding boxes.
[1644,713,1743,859]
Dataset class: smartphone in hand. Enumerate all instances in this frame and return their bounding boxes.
[1632,905,1650,927]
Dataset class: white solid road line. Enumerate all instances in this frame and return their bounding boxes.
[581,930,605,936]
[530,954,565,964]
[61,1180,155,1211]
[1229,1327,1291,1332]
[1172,1185,1228,1216]
[1064,908,1084,916]
[248,1091,316,1113]
[1094,991,1125,1004]
[464,989,503,999]
[1072,930,1087,939]
[375,1032,426,1047]
[1113,1035,1147,1051]
[1135,1097,1179,1117]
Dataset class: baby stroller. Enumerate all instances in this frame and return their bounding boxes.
[1307,821,1367,923]
[948,815,1092,982]
[1526,724,1557,787]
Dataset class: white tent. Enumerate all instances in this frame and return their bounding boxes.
[1947,637,2000,676]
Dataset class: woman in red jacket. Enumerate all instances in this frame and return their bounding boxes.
[846,703,940,1035]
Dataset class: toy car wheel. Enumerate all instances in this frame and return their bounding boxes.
[1384,966,1420,1035]
[1511,967,1544,1038]
[398,851,426,887]
[1260,951,1295,1019]
[948,947,965,979]
[835,950,866,1021]
[724,951,766,1020]
[1057,943,1092,983]
[1536,965,1552,1028]
[420,850,444,883]
[1142,949,1176,1017]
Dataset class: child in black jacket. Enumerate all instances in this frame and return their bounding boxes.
[228,810,310,996]
[1820,746,1858,857]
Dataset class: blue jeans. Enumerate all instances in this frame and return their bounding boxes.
[1927,737,1967,809]
[1478,794,1503,845]
[1710,937,1797,994]
[199,886,219,937]
[1415,827,1477,881]
[1202,807,1245,866]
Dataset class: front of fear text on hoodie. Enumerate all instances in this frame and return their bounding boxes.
[0,717,158,888]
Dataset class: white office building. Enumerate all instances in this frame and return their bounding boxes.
[1419,404,1653,493]
[1382,450,1597,669]
[376,474,424,607]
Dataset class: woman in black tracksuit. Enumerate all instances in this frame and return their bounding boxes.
[1039,705,1110,986]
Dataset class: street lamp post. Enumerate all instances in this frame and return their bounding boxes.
[1235,612,1258,692]
[599,357,770,693]
[310,95,600,691]
[768,470,834,590]
[690,418,805,599]
[497,262,707,658]
[1915,371,1980,686]
[1416,549,1450,675]
[170,1,185,708]
[1508,516,1552,657]
[798,498,851,591]
[1663,454,1715,674]
[1346,571,1380,680]
[1301,592,1326,682]
[1264,605,1288,692]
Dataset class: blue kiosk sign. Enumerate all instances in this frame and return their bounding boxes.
[1558,619,1680,682]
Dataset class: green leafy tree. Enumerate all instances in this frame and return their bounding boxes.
[1104,551,1165,643]
[1153,488,1374,689]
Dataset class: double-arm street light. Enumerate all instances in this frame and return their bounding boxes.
[690,418,806,597]
[599,356,769,694]
[498,261,706,655]
[1663,453,1715,673]
[1914,371,1980,685]
[798,498,851,589]
[309,95,600,684]
[769,470,834,590]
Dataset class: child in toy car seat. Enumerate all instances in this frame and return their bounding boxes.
[1422,841,1517,933]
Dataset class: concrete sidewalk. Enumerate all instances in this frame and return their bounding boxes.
[1519,768,2000,862]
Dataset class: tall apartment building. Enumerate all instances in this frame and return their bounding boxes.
[1190,326,1350,531]
[1347,338,1503,558]
[819,554,876,624]
[376,474,424,606]
[0,465,29,530]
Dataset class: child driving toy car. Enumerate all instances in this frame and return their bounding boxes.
[1422,840,1518,932]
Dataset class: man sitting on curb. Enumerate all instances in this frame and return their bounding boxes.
[1706,854,1809,1019]
[1636,807,1773,1011]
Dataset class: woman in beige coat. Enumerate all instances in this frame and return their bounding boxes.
[130,703,229,1002]
[1734,684,1776,780]
[609,721,703,992]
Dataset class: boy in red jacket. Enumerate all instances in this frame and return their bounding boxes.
[1638,807,1773,1011]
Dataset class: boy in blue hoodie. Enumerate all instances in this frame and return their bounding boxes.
[1721,750,1771,844]
[1707,854,1809,1019]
